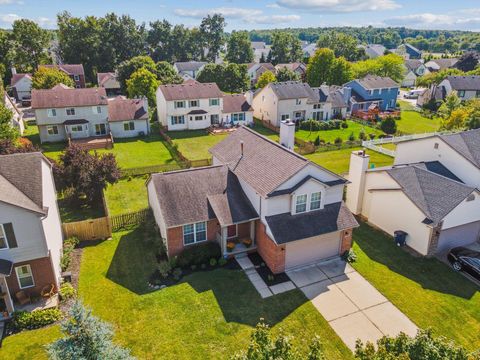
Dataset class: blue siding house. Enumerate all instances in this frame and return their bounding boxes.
[344,76,399,113]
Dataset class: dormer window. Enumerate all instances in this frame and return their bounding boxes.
[295,194,307,214]
[310,192,322,210]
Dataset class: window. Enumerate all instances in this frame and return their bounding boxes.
[209,98,220,106]
[310,192,322,210]
[434,142,439,149]
[189,100,199,107]
[0,223,16,249]
[174,101,185,109]
[123,121,135,131]
[194,115,203,121]
[15,265,34,289]
[232,113,245,122]
[74,75,80,81]
[295,194,307,214]
[210,114,219,124]
[313,104,322,109]
[312,111,323,121]
[458,90,465,97]
[71,125,83,132]
[183,222,207,245]
[47,109,56,117]
[47,125,58,135]
[296,99,301,105]
[171,116,185,125]
[281,114,290,121]
[476,90,480,98]
[92,106,102,114]
[66,108,75,116]
[0,224,7,249]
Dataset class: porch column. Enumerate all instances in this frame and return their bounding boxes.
[221,227,228,255]
[250,221,255,246]
[0,276,14,314]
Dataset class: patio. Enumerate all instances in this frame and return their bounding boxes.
[15,294,59,312]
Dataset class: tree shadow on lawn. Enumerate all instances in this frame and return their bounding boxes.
[106,227,309,326]
[353,221,478,300]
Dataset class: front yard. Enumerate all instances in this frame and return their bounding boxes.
[295,120,383,143]
[352,222,480,350]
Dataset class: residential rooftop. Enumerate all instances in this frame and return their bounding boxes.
[31,85,108,109]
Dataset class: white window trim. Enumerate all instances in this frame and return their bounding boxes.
[174,101,185,109]
[47,109,56,117]
[293,194,308,214]
[92,106,102,114]
[292,189,325,215]
[47,125,59,136]
[310,192,322,210]
[123,121,135,131]
[183,222,207,246]
[189,100,199,108]
[209,98,220,106]
[15,265,35,289]
[66,108,76,116]
[0,224,9,250]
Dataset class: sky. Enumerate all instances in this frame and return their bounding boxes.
[1,0,480,32]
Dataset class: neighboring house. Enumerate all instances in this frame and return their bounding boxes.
[3,92,25,135]
[156,82,224,131]
[251,41,271,63]
[344,75,399,112]
[424,58,458,72]
[416,85,445,108]
[40,64,86,88]
[107,96,150,138]
[10,72,32,101]
[247,63,276,87]
[275,63,307,80]
[363,44,387,59]
[147,125,358,273]
[395,44,422,60]
[0,153,63,314]
[402,60,429,87]
[97,72,121,96]
[252,81,348,126]
[173,61,207,80]
[221,93,254,125]
[438,76,480,101]
[302,43,317,59]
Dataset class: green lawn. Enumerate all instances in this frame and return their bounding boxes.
[167,130,228,161]
[306,147,394,175]
[252,121,280,142]
[58,196,105,223]
[0,225,352,360]
[295,121,383,143]
[396,111,441,135]
[104,177,149,216]
[0,326,62,360]
[352,222,480,350]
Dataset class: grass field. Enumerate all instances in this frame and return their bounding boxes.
[396,111,441,134]
[352,222,480,350]
[306,147,394,175]
[167,130,227,161]
[295,121,383,143]
[104,177,149,216]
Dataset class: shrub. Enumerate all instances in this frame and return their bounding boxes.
[334,137,343,145]
[341,121,348,128]
[342,249,357,263]
[60,237,79,272]
[218,258,227,266]
[380,116,397,134]
[59,282,76,300]
[12,308,62,330]
[209,258,217,267]
[313,135,320,146]
[177,242,221,268]
[172,267,182,281]
[359,130,367,141]
[158,260,172,279]
[298,119,343,131]
[369,133,376,140]
[348,132,355,141]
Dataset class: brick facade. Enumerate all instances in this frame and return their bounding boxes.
[6,255,57,300]
[255,220,285,274]
[340,229,354,254]
[237,222,250,238]
[166,219,220,257]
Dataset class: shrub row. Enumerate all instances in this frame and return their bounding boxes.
[12,308,62,330]
[60,236,79,272]
[176,242,221,268]
[299,119,346,131]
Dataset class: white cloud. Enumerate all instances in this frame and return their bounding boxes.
[266,3,281,8]
[276,0,400,12]
[0,13,19,25]
[0,13,55,28]
[174,7,262,19]
[245,14,301,24]
[0,0,23,4]
[384,12,480,30]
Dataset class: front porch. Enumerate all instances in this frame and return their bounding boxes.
[217,220,257,256]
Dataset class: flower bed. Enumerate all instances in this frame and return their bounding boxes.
[247,253,290,286]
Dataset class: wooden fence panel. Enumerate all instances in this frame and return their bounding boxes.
[110,208,150,231]
[62,217,111,241]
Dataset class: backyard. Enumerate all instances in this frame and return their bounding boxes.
[104,177,149,216]
[295,120,383,143]
[396,100,441,134]
[167,130,227,161]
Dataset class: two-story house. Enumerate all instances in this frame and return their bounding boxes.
[10,72,32,102]
[0,153,63,314]
[252,81,348,127]
[173,62,207,80]
[147,124,358,273]
[32,85,149,143]
[438,76,480,101]
[40,64,86,88]
[402,60,429,87]
[344,76,399,113]
[363,44,387,59]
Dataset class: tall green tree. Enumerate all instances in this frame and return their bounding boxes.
[330,56,353,85]
[0,103,18,141]
[9,19,51,72]
[199,14,226,62]
[32,67,75,89]
[126,67,159,107]
[226,31,254,64]
[352,54,404,83]
[197,63,249,93]
[147,20,174,62]
[276,67,301,82]
[116,55,156,93]
[306,48,335,87]
[270,32,303,65]
[256,71,277,89]
[317,31,363,61]
[155,61,183,85]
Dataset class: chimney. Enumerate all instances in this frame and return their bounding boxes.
[279,120,295,150]
[346,150,370,215]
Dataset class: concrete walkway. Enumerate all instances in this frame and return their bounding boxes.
[287,258,418,351]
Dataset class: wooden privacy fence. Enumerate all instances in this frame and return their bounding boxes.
[110,208,150,231]
[62,217,111,241]
[121,163,182,177]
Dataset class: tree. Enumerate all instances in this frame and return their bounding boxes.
[306,48,335,87]
[276,67,301,82]
[197,63,249,93]
[0,103,18,141]
[352,54,405,83]
[199,14,226,62]
[9,19,51,72]
[355,329,475,360]
[54,144,120,204]
[380,116,397,134]
[256,71,277,89]
[116,56,157,93]
[0,138,38,155]
[232,322,324,360]
[226,31,254,64]
[155,61,183,85]
[330,57,353,85]
[259,52,266,63]
[32,67,75,89]
[438,93,461,119]
[147,20,174,62]
[126,68,159,107]
[441,108,471,130]
[270,32,303,65]
[48,301,134,360]
[317,31,363,61]
[465,99,480,129]
[416,68,464,87]
[455,51,480,72]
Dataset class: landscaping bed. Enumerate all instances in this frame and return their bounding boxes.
[248,253,291,286]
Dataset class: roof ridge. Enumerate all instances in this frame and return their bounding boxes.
[156,164,224,176]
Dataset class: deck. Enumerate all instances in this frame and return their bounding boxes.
[70,135,113,150]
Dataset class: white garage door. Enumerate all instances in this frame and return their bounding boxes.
[285,232,341,270]
[437,221,480,253]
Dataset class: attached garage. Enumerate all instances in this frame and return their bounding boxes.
[437,221,480,253]
[285,231,341,270]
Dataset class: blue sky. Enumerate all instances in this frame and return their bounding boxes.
[1,0,480,31]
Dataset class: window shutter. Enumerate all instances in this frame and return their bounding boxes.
[4,223,18,248]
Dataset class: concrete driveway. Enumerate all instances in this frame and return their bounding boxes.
[287,258,417,351]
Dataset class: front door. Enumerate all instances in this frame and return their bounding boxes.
[227,225,237,238]
[95,123,107,136]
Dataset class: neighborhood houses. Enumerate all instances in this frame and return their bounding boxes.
[1,6,480,360]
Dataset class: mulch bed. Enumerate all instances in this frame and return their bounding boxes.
[247,253,291,286]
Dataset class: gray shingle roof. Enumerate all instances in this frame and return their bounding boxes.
[357,75,399,89]
[0,152,47,214]
[265,202,358,244]
[439,129,480,168]
[404,59,424,72]
[268,81,317,100]
[174,61,207,72]
[158,82,223,101]
[445,76,480,91]
[386,165,475,225]
[149,165,257,228]
[426,58,458,70]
